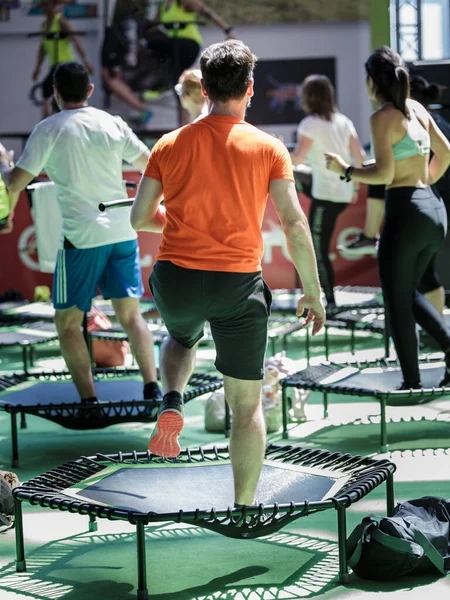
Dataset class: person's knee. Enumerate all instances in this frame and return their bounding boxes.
[54,310,83,337]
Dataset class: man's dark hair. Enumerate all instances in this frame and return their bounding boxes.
[53,62,90,103]
[200,40,257,103]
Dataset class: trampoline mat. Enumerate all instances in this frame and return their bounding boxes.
[62,461,349,514]
[271,288,382,312]
[0,378,145,407]
[0,302,55,320]
[0,326,57,346]
[319,362,446,393]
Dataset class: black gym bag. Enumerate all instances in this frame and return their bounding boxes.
[347,497,450,580]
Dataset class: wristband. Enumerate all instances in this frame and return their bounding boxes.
[340,165,354,182]
[224,26,233,34]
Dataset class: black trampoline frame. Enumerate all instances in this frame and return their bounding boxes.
[0,369,223,467]
[0,321,58,373]
[281,355,450,452]
[311,307,389,362]
[13,443,396,600]
[90,316,305,358]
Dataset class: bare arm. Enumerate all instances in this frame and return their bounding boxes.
[290,135,313,166]
[349,133,365,168]
[428,115,450,184]
[269,179,325,333]
[130,176,166,233]
[326,111,395,185]
[32,43,46,80]
[0,145,35,194]
[132,150,151,171]
[60,18,93,73]
[180,0,234,36]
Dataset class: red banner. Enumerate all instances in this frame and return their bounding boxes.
[0,173,379,301]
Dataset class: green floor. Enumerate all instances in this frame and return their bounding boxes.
[0,326,450,600]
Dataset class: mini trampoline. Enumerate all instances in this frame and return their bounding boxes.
[0,321,58,372]
[90,316,304,356]
[281,356,450,452]
[0,298,158,323]
[13,443,396,599]
[317,308,389,360]
[0,369,223,467]
[271,286,383,316]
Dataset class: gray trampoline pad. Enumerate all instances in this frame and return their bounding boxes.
[63,461,349,513]
[323,363,445,393]
[0,379,145,407]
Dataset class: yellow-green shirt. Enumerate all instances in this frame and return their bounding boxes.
[42,13,75,67]
[0,175,10,221]
[160,0,203,45]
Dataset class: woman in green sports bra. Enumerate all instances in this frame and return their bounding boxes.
[325,46,450,392]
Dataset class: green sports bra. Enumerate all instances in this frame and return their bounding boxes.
[391,115,430,161]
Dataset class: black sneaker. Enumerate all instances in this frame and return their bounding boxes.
[338,233,378,258]
[148,394,184,458]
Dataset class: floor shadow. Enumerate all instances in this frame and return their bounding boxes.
[0,525,340,600]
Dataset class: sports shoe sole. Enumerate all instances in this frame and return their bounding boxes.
[148,410,184,458]
[338,246,378,258]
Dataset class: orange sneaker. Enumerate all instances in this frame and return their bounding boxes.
[148,395,184,458]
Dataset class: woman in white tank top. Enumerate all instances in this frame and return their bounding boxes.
[291,75,365,308]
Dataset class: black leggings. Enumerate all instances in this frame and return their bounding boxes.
[378,186,450,386]
[309,198,347,305]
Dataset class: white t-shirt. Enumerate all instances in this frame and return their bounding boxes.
[297,112,357,203]
[17,106,148,249]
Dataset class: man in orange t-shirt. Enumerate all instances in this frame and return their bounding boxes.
[131,40,325,507]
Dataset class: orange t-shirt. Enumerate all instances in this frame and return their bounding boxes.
[144,115,294,272]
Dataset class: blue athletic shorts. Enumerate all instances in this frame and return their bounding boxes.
[53,239,144,312]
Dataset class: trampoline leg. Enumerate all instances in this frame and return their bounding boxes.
[224,400,231,438]
[89,515,98,532]
[11,411,20,468]
[386,472,395,517]
[283,335,288,353]
[20,412,27,430]
[136,521,148,600]
[270,337,275,356]
[306,328,310,365]
[14,499,26,573]
[324,327,329,361]
[282,387,289,439]
[350,328,355,355]
[379,398,388,453]
[323,392,329,419]
[384,321,390,358]
[337,506,349,584]
[22,347,28,375]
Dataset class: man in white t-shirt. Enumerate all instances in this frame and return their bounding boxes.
[0,62,161,405]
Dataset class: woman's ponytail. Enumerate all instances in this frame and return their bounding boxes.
[393,66,410,117]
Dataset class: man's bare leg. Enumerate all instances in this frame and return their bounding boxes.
[112,297,158,384]
[224,375,266,506]
[158,336,198,393]
[148,336,198,457]
[54,306,95,399]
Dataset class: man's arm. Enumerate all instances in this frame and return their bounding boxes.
[132,150,151,172]
[269,178,325,334]
[181,0,234,37]
[130,176,166,233]
[0,145,35,193]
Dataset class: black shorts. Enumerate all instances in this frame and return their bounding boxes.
[149,260,272,380]
[101,26,128,71]
[42,66,57,100]
[367,184,385,200]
